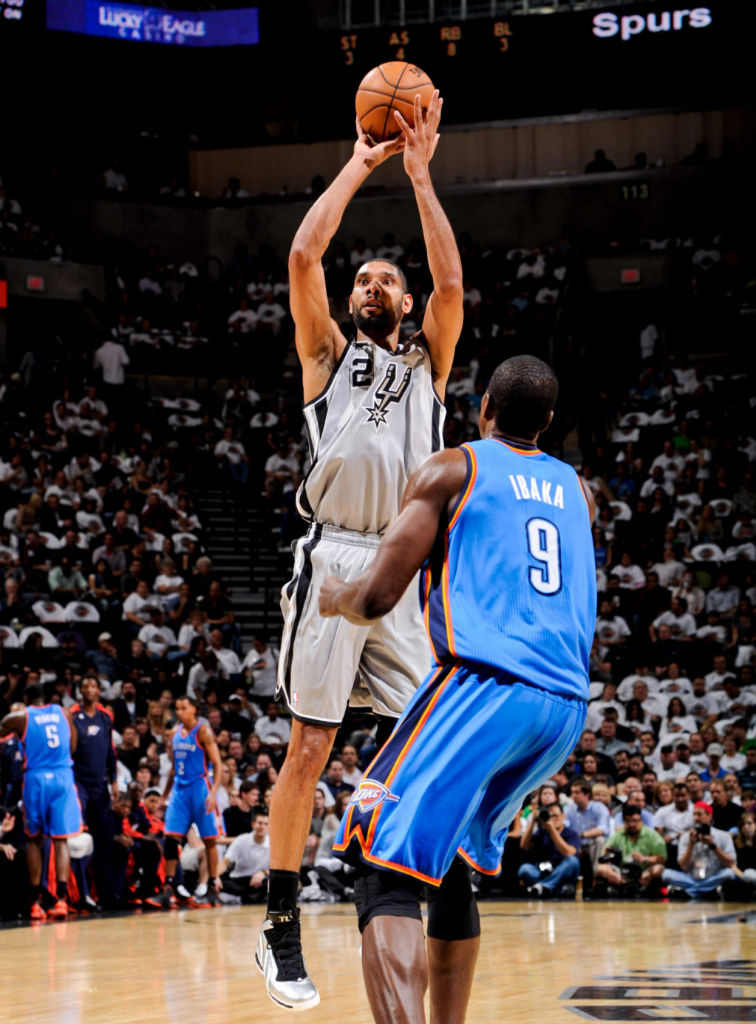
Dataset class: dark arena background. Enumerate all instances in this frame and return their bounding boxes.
[0,0,755,1021]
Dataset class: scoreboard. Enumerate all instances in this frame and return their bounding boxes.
[329,3,751,126]
[339,19,513,68]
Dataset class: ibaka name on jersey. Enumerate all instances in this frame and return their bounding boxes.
[508,474,565,508]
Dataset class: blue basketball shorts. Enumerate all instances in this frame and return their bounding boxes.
[333,662,587,885]
[165,779,220,839]
[24,768,83,839]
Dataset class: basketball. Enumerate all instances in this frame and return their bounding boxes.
[355,61,435,143]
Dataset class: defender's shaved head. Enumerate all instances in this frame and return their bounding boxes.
[487,355,558,438]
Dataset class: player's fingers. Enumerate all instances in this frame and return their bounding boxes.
[430,133,440,159]
[393,109,413,140]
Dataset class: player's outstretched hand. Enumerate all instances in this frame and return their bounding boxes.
[354,117,405,167]
[394,90,441,180]
[319,576,346,618]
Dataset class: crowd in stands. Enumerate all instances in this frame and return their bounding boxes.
[0,211,754,920]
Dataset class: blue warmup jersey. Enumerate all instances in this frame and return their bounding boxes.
[421,438,596,700]
[24,705,73,773]
[23,705,82,838]
[171,722,207,787]
[165,722,219,839]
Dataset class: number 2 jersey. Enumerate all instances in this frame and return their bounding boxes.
[421,437,596,700]
[297,334,444,535]
[23,704,73,773]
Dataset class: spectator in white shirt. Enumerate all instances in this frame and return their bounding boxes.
[720,734,746,774]
[671,571,706,617]
[650,547,686,589]
[93,337,130,392]
[154,558,184,611]
[705,654,737,691]
[650,597,696,642]
[255,291,287,337]
[650,441,685,483]
[254,702,292,747]
[696,610,727,645]
[138,606,178,658]
[658,663,693,698]
[227,299,257,333]
[264,443,300,503]
[339,744,363,787]
[610,551,646,590]
[214,427,250,486]
[654,781,694,851]
[209,628,242,677]
[122,579,153,630]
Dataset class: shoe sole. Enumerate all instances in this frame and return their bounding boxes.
[254,950,320,1011]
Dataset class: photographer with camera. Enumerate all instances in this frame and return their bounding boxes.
[661,800,737,899]
[518,801,581,898]
[595,804,667,898]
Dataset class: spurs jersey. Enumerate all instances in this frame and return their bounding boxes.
[297,334,444,535]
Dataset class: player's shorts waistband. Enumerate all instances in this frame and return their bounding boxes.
[318,523,383,548]
[441,660,588,708]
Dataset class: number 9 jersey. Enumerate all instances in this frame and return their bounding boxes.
[420,438,596,701]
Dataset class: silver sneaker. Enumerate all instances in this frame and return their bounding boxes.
[255,907,320,1011]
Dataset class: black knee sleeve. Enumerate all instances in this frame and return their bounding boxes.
[427,858,480,941]
[374,714,397,750]
[354,868,423,934]
[164,836,181,860]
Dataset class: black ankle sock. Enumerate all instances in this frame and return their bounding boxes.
[267,869,299,914]
[29,884,42,904]
[56,882,68,900]
[165,875,176,889]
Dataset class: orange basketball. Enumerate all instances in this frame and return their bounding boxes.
[355,61,435,143]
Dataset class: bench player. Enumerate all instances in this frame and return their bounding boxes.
[0,682,82,919]
[256,90,463,1010]
[157,695,223,908]
[321,356,597,1024]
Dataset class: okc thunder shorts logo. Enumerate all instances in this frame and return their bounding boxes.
[349,779,400,813]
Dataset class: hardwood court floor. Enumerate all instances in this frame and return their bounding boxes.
[4,900,754,1024]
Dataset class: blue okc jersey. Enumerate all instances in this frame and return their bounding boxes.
[420,438,596,700]
[24,705,73,773]
[172,722,207,787]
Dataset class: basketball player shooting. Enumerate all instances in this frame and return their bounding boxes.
[320,357,597,1024]
[256,90,464,1011]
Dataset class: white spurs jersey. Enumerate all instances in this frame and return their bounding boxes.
[297,334,444,535]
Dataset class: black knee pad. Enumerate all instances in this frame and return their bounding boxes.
[164,836,181,860]
[374,714,397,751]
[427,858,480,941]
[354,868,423,934]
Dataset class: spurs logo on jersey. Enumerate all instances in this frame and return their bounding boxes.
[366,363,412,427]
[297,335,445,535]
